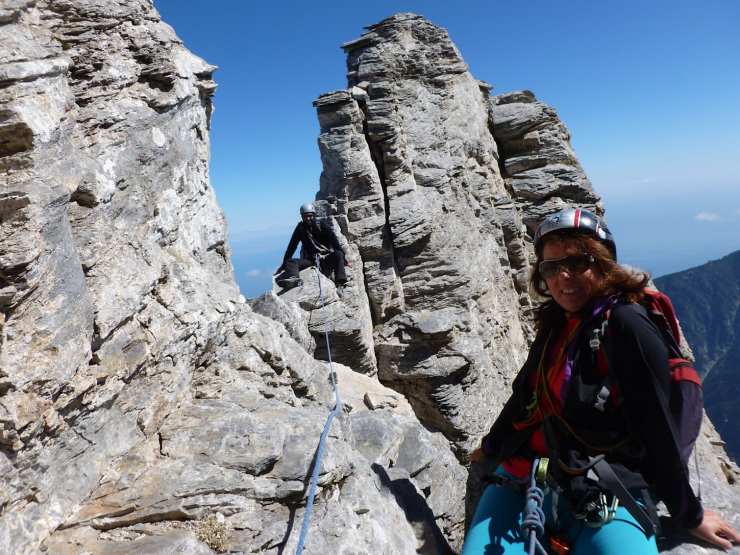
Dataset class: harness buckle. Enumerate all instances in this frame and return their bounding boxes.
[589,329,601,351]
[589,320,609,351]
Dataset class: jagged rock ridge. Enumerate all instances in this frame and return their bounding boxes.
[1,5,737,554]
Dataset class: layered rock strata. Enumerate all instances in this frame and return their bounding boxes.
[309,15,606,454]
[1,5,738,555]
[489,90,603,305]
[314,15,530,451]
[1,0,238,551]
[1,4,466,553]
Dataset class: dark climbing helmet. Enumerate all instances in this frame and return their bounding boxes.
[300,203,316,216]
[534,207,617,260]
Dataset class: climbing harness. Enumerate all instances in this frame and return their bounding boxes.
[560,454,657,537]
[522,458,549,555]
[294,255,343,555]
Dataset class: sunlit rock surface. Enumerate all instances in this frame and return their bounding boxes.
[1,5,736,554]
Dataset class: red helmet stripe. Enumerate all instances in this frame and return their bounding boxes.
[574,208,581,228]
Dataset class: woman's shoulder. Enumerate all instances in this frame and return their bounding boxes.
[610,300,646,315]
[608,299,652,331]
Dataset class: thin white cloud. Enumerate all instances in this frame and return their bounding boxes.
[694,211,721,222]
[245,269,263,278]
[633,177,656,185]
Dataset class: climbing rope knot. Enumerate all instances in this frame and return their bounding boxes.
[522,458,549,555]
[522,485,546,538]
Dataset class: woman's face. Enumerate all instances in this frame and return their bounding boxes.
[541,239,603,314]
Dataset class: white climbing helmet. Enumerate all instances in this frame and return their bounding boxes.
[534,207,617,260]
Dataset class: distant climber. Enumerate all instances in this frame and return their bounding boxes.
[276,203,349,289]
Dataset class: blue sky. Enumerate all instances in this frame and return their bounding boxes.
[153,0,740,297]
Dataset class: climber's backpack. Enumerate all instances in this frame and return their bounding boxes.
[601,289,703,466]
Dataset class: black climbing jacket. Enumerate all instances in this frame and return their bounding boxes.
[283,219,344,263]
[481,300,704,530]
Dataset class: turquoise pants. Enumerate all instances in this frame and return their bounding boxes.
[462,469,658,555]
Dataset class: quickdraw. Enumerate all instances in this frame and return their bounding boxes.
[575,492,619,528]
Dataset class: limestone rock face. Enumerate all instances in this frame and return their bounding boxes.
[315,14,531,452]
[2,6,738,555]
[1,0,240,552]
[272,250,378,375]
[488,90,604,310]
[489,90,602,227]
[1,4,467,554]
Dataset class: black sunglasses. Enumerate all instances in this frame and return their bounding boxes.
[539,253,595,279]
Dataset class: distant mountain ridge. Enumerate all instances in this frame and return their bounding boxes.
[655,249,740,462]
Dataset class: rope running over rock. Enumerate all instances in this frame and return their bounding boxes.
[295,255,343,555]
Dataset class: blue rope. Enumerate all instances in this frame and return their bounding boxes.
[294,256,343,555]
[522,459,548,555]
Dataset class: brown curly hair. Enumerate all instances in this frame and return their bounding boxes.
[531,231,650,329]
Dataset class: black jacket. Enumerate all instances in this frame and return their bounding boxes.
[283,220,344,263]
[481,301,703,529]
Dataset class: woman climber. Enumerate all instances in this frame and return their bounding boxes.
[464,207,740,554]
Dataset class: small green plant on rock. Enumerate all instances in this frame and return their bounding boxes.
[196,514,229,552]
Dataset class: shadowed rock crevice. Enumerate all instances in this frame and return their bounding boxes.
[313,90,405,328]
[356,88,404,324]
[0,118,33,158]
[372,463,455,555]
